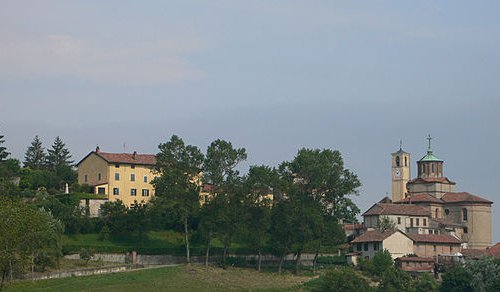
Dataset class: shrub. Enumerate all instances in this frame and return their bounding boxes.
[79,248,95,266]
[316,267,372,292]
[378,266,415,292]
[440,265,472,292]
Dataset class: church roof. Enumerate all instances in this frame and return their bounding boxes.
[441,192,493,204]
[363,203,430,217]
[407,177,456,185]
[395,193,443,204]
[419,152,443,162]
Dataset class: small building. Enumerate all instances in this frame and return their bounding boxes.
[407,234,462,258]
[350,229,414,260]
[362,203,431,234]
[395,257,434,273]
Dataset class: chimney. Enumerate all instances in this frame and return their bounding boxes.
[132,151,137,159]
[96,146,100,153]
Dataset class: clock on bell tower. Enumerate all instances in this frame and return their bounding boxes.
[391,141,411,202]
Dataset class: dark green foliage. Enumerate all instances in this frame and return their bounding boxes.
[315,255,347,266]
[23,135,46,170]
[0,130,9,161]
[378,266,415,292]
[204,139,247,185]
[46,136,74,169]
[415,273,439,292]
[79,248,95,265]
[464,257,500,292]
[100,200,128,234]
[315,267,372,292]
[358,249,393,277]
[440,265,472,292]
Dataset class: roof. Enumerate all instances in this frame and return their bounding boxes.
[362,203,430,217]
[487,242,500,258]
[441,192,493,204]
[77,150,156,166]
[407,177,456,185]
[396,257,434,262]
[351,230,401,243]
[343,223,364,231]
[461,243,500,259]
[407,234,461,244]
[395,193,443,204]
[419,152,443,162]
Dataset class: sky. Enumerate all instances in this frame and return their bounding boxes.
[1,1,499,242]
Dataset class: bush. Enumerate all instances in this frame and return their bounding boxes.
[79,248,95,265]
[378,266,415,292]
[316,255,347,266]
[315,267,372,292]
[440,265,472,292]
[415,273,438,292]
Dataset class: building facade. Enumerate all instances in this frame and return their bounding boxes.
[77,147,157,207]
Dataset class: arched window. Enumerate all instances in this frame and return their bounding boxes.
[435,208,439,218]
[404,157,407,166]
[462,208,468,221]
[432,164,435,173]
[396,156,400,167]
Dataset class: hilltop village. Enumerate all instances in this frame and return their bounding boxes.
[76,137,496,271]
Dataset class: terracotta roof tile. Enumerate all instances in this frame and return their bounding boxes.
[486,242,500,258]
[407,234,461,244]
[363,203,430,217]
[350,230,398,243]
[343,223,364,231]
[95,151,156,166]
[461,249,487,258]
[396,257,434,262]
[408,177,456,185]
[441,192,492,204]
[395,193,443,204]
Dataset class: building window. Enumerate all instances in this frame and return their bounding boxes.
[433,245,437,252]
[113,188,119,195]
[142,189,149,196]
[445,209,450,215]
[464,227,468,234]
[449,246,452,253]
[364,243,368,251]
[435,209,439,218]
[98,173,102,181]
[414,262,417,267]
[144,176,148,183]
[357,244,362,251]
[131,174,135,182]
[374,243,379,251]
[410,218,414,227]
[131,189,137,196]
[97,187,105,194]
[431,164,435,173]
[416,218,419,226]
[115,173,120,181]
[423,218,427,226]
[397,217,401,224]
[396,156,400,167]
[115,163,120,168]
[131,164,135,169]
[462,208,468,221]
[406,261,410,267]
[84,174,88,182]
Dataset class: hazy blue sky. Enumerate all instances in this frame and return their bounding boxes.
[1,1,499,241]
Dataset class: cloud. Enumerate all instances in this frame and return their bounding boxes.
[0,35,205,85]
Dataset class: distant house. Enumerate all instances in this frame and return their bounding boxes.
[395,257,434,273]
[350,230,414,260]
[462,242,500,259]
[407,234,462,258]
[77,147,157,207]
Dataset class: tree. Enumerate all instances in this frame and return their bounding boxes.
[372,249,394,276]
[377,216,396,232]
[0,198,63,289]
[46,136,74,169]
[270,199,295,274]
[152,135,204,264]
[317,267,372,292]
[440,265,473,292]
[100,200,128,235]
[378,266,415,292]
[202,139,247,268]
[24,135,46,170]
[0,130,10,161]
[415,273,439,292]
[465,257,500,292]
[127,202,151,246]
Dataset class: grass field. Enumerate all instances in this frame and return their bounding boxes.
[5,265,315,292]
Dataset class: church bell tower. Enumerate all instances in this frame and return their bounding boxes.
[391,141,411,202]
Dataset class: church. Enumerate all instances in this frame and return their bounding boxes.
[349,137,493,263]
[391,136,492,249]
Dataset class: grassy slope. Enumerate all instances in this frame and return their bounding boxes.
[6,265,313,292]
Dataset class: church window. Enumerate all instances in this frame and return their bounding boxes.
[410,218,414,227]
[423,218,427,226]
[464,227,468,234]
[404,157,407,166]
[396,156,400,167]
[462,208,468,221]
[433,245,437,252]
[435,209,439,218]
[432,164,435,173]
[397,217,401,224]
[416,218,419,226]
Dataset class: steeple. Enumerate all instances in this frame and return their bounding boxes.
[419,135,442,162]
[391,142,410,202]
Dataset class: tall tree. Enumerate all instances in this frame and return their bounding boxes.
[202,139,247,268]
[0,129,10,162]
[152,135,204,264]
[46,136,73,169]
[24,135,46,170]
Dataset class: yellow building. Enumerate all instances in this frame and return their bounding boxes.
[77,147,157,207]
